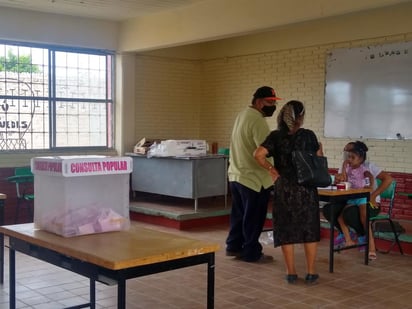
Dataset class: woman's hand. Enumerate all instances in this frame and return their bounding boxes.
[254,146,279,183]
[268,167,280,182]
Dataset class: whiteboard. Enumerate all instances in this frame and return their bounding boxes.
[324,41,412,140]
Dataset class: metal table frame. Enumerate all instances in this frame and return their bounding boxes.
[318,188,371,273]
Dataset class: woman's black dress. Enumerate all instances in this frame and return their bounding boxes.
[261,128,321,247]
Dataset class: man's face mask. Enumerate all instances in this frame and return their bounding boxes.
[262,105,276,117]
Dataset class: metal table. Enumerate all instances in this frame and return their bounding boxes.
[318,188,371,273]
[127,153,228,212]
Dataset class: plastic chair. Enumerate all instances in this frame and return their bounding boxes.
[370,179,403,254]
[217,148,230,156]
[6,166,34,223]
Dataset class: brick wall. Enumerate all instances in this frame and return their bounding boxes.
[390,172,412,221]
[134,56,201,141]
[134,33,412,174]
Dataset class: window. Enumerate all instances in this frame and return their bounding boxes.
[0,41,114,151]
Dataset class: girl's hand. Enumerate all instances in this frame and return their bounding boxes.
[335,173,345,183]
[370,192,378,204]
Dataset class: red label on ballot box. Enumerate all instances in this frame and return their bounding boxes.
[31,156,133,177]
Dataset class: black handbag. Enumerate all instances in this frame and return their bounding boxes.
[291,150,332,187]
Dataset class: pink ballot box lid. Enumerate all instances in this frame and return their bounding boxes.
[31,155,133,177]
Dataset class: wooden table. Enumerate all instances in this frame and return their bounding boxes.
[318,188,371,273]
[0,193,6,284]
[0,223,220,309]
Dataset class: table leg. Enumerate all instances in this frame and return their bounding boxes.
[207,253,215,309]
[0,233,3,284]
[329,204,335,273]
[365,196,370,266]
[117,279,126,309]
[10,248,16,309]
[90,278,96,309]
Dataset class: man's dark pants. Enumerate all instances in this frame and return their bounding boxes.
[226,182,271,262]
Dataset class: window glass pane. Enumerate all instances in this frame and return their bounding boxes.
[55,51,109,100]
[55,101,107,147]
[0,42,113,151]
[0,99,49,150]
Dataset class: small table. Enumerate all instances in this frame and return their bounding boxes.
[0,193,6,284]
[318,188,371,273]
[0,223,219,309]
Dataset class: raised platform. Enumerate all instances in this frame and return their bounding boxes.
[129,193,230,229]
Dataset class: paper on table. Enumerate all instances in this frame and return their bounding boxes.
[318,185,337,190]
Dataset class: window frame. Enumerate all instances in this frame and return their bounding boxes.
[0,40,115,152]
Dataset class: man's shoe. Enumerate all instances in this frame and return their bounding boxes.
[245,254,273,263]
[226,250,242,258]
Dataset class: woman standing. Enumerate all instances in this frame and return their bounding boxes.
[254,100,323,284]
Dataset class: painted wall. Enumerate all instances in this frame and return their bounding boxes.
[0,7,118,50]
[132,4,412,173]
[119,0,411,52]
[134,56,201,141]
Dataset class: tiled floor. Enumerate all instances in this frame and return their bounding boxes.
[0,220,411,309]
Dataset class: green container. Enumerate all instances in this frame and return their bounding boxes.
[217,148,229,155]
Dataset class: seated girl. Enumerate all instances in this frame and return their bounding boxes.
[334,142,374,253]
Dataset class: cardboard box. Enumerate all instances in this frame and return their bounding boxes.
[133,138,159,155]
[31,155,132,237]
[147,140,207,157]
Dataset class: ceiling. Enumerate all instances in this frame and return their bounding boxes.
[0,0,211,21]
[1,0,411,52]
[0,0,410,23]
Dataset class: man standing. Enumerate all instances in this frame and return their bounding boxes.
[226,86,281,262]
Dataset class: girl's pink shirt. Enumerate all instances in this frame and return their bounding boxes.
[346,163,368,188]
